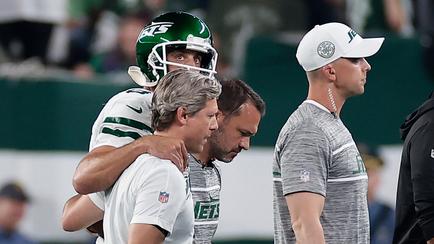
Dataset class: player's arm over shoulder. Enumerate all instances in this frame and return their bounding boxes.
[74,89,154,194]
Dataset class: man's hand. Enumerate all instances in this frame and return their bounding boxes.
[143,135,188,172]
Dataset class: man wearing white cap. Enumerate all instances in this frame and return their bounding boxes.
[272,22,384,243]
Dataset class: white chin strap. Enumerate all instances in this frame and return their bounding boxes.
[128,66,157,87]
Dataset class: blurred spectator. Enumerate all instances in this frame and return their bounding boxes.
[208,1,280,77]
[0,0,67,64]
[0,181,37,244]
[346,0,414,36]
[358,144,395,244]
[72,11,150,81]
[65,1,213,81]
[64,0,121,70]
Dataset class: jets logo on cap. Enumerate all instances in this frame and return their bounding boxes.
[317,41,335,59]
[348,29,357,43]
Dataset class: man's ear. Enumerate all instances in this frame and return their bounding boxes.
[176,106,188,125]
[322,64,337,81]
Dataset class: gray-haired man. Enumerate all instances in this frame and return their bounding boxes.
[62,69,221,244]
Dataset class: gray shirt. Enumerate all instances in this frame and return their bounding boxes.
[189,155,221,243]
[273,100,369,244]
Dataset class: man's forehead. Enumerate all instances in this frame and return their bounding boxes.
[224,103,261,129]
[204,98,218,110]
[236,102,261,117]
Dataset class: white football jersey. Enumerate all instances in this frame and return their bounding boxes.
[87,87,194,243]
[88,87,153,244]
[89,88,153,150]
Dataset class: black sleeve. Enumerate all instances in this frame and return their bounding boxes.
[410,119,434,241]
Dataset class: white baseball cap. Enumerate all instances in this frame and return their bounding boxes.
[296,22,384,71]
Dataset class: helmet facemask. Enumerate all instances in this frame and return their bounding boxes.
[128,12,218,88]
[129,39,217,88]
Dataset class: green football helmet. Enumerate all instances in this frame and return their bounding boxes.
[128,11,218,87]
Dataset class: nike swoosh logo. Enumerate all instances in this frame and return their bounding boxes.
[126,105,142,114]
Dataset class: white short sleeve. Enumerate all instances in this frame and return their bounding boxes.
[130,161,187,234]
[88,191,105,211]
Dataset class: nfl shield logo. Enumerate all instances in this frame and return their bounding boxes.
[300,170,310,182]
[158,191,170,203]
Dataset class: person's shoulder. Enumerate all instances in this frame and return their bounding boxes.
[201,160,221,174]
[287,113,325,135]
[211,162,222,183]
[286,103,323,125]
[141,156,185,188]
[211,161,221,171]
[277,105,326,144]
[110,88,153,105]
[124,154,183,194]
[411,106,434,136]
[99,87,153,124]
[422,107,434,124]
[135,154,182,177]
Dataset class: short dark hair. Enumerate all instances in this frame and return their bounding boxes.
[218,79,266,118]
[0,181,29,202]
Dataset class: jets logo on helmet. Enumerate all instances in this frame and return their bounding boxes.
[128,12,218,88]
[138,22,173,39]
